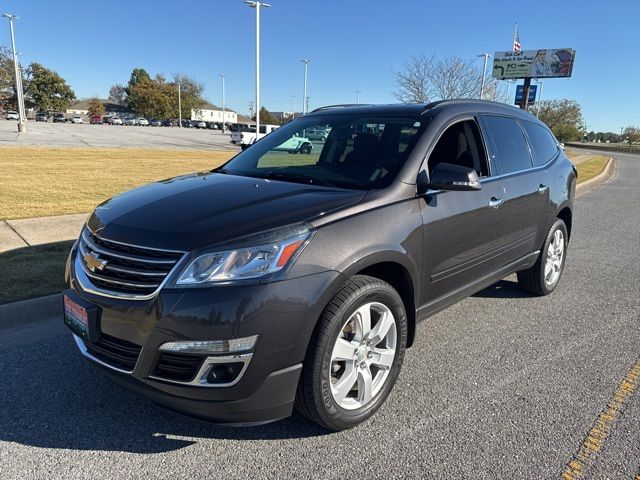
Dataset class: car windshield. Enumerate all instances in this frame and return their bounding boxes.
[220,113,428,190]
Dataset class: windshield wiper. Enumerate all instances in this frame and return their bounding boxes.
[261,171,339,188]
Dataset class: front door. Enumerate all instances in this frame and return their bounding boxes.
[419,118,509,305]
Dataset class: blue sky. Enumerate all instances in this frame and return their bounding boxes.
[1,0,636,132]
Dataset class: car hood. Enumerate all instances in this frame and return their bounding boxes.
[86,172,366,251]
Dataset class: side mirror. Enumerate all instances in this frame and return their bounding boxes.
[427,163,481,191]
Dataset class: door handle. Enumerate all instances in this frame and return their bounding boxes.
[538,184,549,193]
[488,197,504,208]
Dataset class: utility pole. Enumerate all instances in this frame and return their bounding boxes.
[177,83,182,127]
[536,80,544,117]
[301,59,310,114]
[292,95,296,119]
[220,74,226,132]
[3,14,26,132]
[245,1,271,141]
[477,53,491,100]
[355,90,361,104]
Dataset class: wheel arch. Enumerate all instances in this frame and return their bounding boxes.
[557,205,572,240]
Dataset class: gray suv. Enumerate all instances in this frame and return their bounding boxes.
[63,100,575,430]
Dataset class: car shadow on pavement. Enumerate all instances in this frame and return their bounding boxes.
[472,279,535,299]
[0,333,330,454]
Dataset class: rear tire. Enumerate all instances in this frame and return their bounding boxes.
[295,275,407,431]
[517,218,568,296]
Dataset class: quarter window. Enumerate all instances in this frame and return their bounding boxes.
[521,120,559,166]
[484,115,533,174]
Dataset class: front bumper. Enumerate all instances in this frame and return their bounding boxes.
[67,249,342,424]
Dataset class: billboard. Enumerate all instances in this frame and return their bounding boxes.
[492,48,575,80]
[515,84,537,104]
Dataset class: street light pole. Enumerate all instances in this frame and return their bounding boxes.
[355,90,361,104]
[245,1,271,141]
[220,74,226,132]
[292,95,296,119]
[301,59,310,114]
[477,53,491,100]
[3,14,26,132]
[177,83,182,127]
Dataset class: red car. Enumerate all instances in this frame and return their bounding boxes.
[90,115,102,124]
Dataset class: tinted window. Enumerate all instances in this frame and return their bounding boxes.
[427,120,489,177]
[521,120,558,166]
[484,115,532,174]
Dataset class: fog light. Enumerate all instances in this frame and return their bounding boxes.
[206,362,245,384]
[158,335,259,355]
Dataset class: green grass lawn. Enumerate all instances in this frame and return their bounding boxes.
[0,240,74,305]
[576,155,610,183]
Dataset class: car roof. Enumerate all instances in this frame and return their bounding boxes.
[306,99,544,126]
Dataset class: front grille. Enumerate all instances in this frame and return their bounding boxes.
[84,333,142,371]
[152,353,205,382]
[77,228,184,297]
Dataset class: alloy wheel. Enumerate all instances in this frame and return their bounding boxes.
[544,229,565,286]
[329,302,397,410]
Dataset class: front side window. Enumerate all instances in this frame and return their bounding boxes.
[427,119,489,177]
[221,114,428,189]
[521,120,559,166]
[483,115,533,174]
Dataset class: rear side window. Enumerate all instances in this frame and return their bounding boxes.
[483,115,533,174]
[521,120,559,166]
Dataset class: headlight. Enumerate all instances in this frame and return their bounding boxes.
[175,227,312,286]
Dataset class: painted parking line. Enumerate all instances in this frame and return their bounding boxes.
[562,356,640,479]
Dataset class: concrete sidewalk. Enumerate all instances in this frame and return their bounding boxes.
[0,213,86,252]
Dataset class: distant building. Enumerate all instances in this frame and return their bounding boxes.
[270,111,300,124]
[66,99,130,116]
[191,103,238,124]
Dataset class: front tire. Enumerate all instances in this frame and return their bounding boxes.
[517,218,568,295]
[295,275,407,431]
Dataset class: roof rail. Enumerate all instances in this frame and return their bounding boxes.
[310,104,375,113]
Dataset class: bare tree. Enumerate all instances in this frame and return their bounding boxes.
[108,83,126,105]
[392,54,435,103]
[393,53,511,104]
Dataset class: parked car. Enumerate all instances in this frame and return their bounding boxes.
[52,113,66,123]
[90,115,102,124]
[270,133,313,154]
[193,120,207,129]
[6,110,19,120]
[63,100,575,431]
[71,115,83,124]
[124,117,137,126]
[231,124,279,150]
[180,119,192,128]
[36,112,48,122]
[149,119,162,127]
[110,117,123,125]
[138,118,149,126]
[305,127,330,141]
[206,121,219,130]
[162,119,175,127]
[102,116,112,124]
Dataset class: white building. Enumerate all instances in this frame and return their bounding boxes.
[191,106,237,124]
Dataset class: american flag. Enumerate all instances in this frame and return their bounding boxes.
[513,23,522,53]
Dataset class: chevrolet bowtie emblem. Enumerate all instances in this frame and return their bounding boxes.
[84,252,108,272]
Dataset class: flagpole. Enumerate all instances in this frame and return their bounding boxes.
[513,22,518,51]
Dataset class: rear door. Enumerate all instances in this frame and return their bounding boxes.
[419,117,509,304]
[480,115,550,263]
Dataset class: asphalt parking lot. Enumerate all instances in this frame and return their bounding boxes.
[0,152,638,479]
[0,119,238,151]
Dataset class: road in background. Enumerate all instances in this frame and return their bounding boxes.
[0,119,238,151]
[0,152,638,479]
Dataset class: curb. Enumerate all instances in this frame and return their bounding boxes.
[576,156,615,198]
[0,293,60,331]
